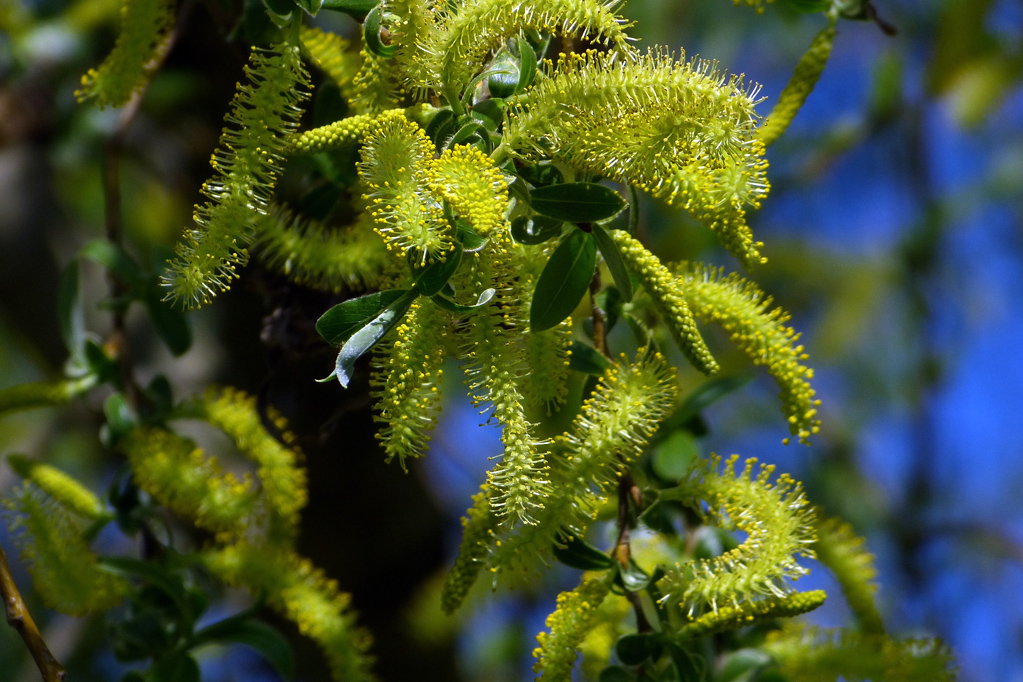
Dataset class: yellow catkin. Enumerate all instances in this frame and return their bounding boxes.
[0,376,97,416]
[287,113,385,156]
[764,623,957,682]
[6,455,107,520]
[203,543,374,682]
[488,350,678,572]
[758,19,837,147]
[533,574,613,682]
[441,486,499,614]
[370,299,450,468]
[4,485,127,615]
[677,589,826,639]
[182,387,307,543]
[357,110,453,262]
[813,512,885,634]
[661,455,817,615]
[429,145,509,238]
[164,44,311,308]
[299,25,361,102]
[677,263,820,444]
[609,231,719,375]
[255,203,393,293]
[350,47,404,114]
[505,50,769,269]
[120,426,258,536]
[75,0,175,108]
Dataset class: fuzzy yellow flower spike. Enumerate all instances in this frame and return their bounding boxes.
[533,573,614,682]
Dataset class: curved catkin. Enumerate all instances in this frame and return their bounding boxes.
[371,299,451,468]
[488,350,678,571]
[300,26,361,100]
[255,204,392,293]
[504,50,769,269]
[441,486,499,614]
[6,455,107,520]
[4,485,127,615]
[419,0,635,92]
[358,110,453,263]
[461,242,549,523]
[164,44,310,308]
[813,513,885,634]
[429,145,509,238]
[120,426,258,536]
[75,0,175,108]
[764,624,957,682]
[677,590,826,639]
[351,47,404,114]
[178,387,307,543]
[676,263,820,444]
[609,231,719,375]
[660,455,817,615]
[757,19,837,147]
[533,575,613,682]
[203,543,374,682]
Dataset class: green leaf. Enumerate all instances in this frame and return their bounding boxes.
[412,249,462,296]
[426,109,456,151]
[598,666,633,682]
[568,341,612,375]
[98,557,191,620]
[103,392,137,440]
[530,182,627,223]
[470,98,505,132]
[455,220,488,252]
[667,643,704,682]
[261,0,295,20]
[510,215,563,245]
[716,649,772,682]
[530,229,596,332]
[591,223,634,302]
[363,5,395,58]
[616,633,662,666]
[518,163,564,188]
[58,260,85,359]
[660,375,753,435]
[192,619,295,680]
[320,0,375,18]
[144,283,192,356]
[651,431,698,483]
[618,559,651,592]
[80,240,145,292]
[293,0,323,15]
[430,288,495,313]
[448,120,489,150]
[595,286,622,333]
[149,653,200,682]
[552,535,614,571]
[316,290,411,347]
[331,289,419,387]
[515,37,537,94]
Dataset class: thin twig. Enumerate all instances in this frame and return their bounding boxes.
[1,545,66,682]
[590,268,610,359]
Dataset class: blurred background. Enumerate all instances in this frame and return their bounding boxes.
[1,0,1021,680]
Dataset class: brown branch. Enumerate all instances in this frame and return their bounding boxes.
[0,545,66,682]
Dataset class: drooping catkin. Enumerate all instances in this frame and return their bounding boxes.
[164,44,310,308]
[76,0,176,108]
[676,263,820,444]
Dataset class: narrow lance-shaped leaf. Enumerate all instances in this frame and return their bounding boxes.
[530,182,627,223]
[530,229,597,333]
[591,222,634,301]
[331,289,420,388]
